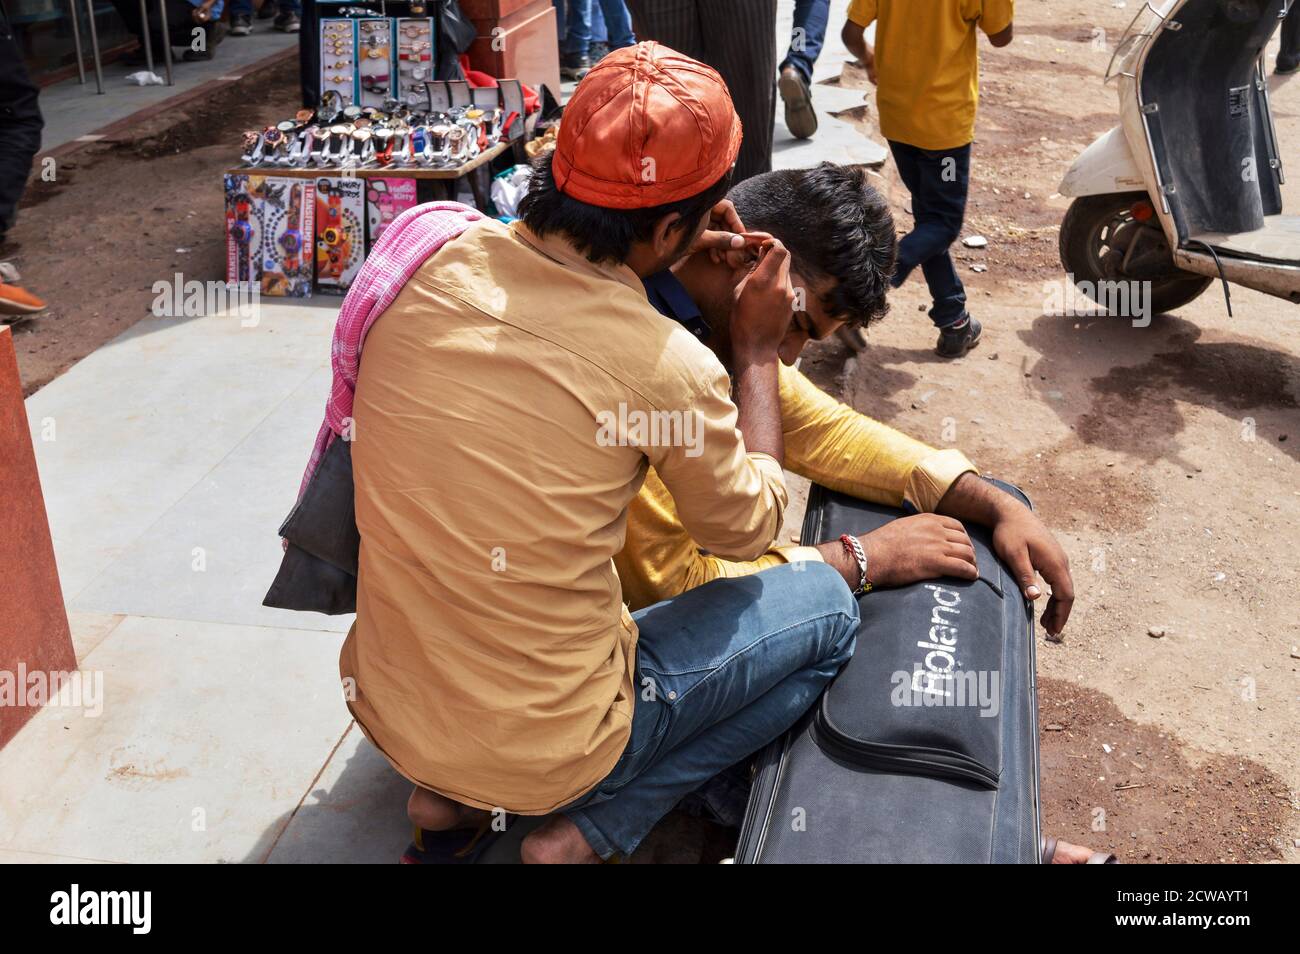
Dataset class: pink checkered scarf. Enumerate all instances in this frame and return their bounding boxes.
[299,200,486,498]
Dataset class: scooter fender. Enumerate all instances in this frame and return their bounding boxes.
[1058,126,1147,198]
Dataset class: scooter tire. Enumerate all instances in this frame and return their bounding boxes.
[1059,193,1213,316]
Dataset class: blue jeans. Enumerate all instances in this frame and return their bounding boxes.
[230,0,300,15]
[562,562,859,858]
[558,0,635,56]
[889,140,972,328]
[780,0,829,82]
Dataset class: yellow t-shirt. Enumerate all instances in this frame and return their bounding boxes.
[848,0,1013,150]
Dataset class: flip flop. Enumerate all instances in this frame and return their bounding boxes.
[400,819,504,864]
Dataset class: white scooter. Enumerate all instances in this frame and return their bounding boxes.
[1058,0,1300,315]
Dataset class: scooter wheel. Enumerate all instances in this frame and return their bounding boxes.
[1059,192,1212,316]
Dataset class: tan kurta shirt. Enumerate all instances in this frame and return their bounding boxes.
[339,219,788,814]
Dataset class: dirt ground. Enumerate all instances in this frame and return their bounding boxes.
[4,57,301,396]
[7,0,1298,861]
[803,0,1300,862]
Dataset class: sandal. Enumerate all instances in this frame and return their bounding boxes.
[400,818,506,864]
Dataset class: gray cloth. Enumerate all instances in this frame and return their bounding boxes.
[625,0,777,183]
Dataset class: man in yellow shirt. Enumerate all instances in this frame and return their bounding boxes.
[618,162,1074,639]
[842,0,1014,359]
[618,161,1106,864]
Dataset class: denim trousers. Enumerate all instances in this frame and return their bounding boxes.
[780,0,829,82]
[889,140,973,328]
[229,0,301,15]
[563,561,859,858]
[558,0,636,55]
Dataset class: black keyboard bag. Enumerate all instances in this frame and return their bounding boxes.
[734,480,1042,864]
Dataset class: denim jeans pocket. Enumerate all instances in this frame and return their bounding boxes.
[625,669,672,760]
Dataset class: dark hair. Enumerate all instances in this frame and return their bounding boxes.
[519,149,734,265]
[727,163,896,327]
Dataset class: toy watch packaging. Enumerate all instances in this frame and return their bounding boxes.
[224,173,263,287]
[258,177,315,298]
[314,176,365,295]
[357,18,395,108]
[365,177,419,250]
[321,19,358,105]
[395,18,435,108]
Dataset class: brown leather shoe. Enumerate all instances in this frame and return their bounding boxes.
[779,66,818,140]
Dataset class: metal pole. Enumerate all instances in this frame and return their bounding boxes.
[83,0,104,94]
[67,0,86,85]
[137,0,154,75]
[157,0,173,86]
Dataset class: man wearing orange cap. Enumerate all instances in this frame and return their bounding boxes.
[342,42,862,864]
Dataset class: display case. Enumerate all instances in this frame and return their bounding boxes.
[320,18,360,106]
[357,17,395,108]
[395,17,436,109]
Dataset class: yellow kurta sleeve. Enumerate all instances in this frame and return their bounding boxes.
[779,363,977,515]
[644,364,787,563]
[615,365,979,611]
[615,467,819,612]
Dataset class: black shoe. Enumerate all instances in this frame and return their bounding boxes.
[275,11,300,32]
[935,315,981,358]
[778,65,818,140]
[560,52,591,81]
[589,41,610,63]
[230,13,252,35]
[1277,50,1300,74]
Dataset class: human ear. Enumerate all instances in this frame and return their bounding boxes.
[651,211,683,256]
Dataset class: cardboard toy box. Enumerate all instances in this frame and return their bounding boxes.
[314,176,366,295]
[365,177,419,252]
[257,177,315,298]
[224,173,263,288]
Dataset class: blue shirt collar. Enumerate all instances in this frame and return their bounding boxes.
[642,269,712,343]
